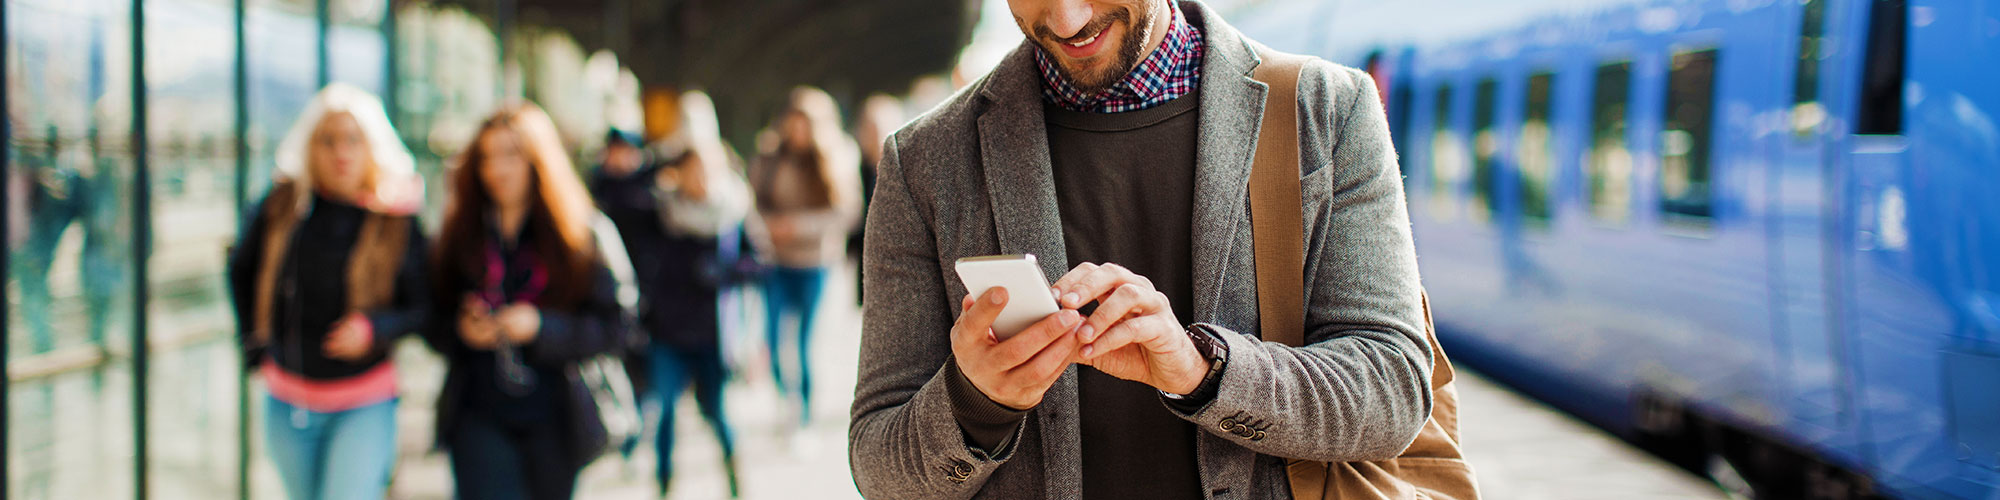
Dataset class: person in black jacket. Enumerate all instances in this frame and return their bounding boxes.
[588,91,754,497]
[226,83,428,500]
[427,103,629,500]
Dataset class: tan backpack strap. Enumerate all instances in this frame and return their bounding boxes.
[1248,46,1311,348]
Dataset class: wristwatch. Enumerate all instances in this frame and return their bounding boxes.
[1164,324,1229,402]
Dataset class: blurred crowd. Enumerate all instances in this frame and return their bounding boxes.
[215,81,903,500]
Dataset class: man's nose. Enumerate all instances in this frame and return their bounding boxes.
[1046,0,1094,39]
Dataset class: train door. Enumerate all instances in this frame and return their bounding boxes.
[1766,0,1862,465]
[1837,0,2000,496]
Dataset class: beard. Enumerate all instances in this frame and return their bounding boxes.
[1032,5,1157,95]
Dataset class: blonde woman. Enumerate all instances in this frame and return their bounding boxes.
[748,87,862,432]
[226,83,428,500]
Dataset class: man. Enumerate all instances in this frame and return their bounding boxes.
[849,0,1432,498]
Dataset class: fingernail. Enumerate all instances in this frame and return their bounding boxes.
[990,292,1005,304]
[1078,324,1095,342]
[1082,345,1095,357]
[1062,292,1079,306]
[1062,310,1079,326]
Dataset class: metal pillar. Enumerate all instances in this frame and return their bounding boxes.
[1,0,12,491]
[232,0,252,498]
[317,0,330,87]
[130,0,153,497]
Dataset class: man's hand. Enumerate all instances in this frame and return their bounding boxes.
[322,312,374,361]
[458,294,501,350]
[1053,262,1208,395]
[952,287,1085,410]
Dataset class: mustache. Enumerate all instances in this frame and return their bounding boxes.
[1034,9,1128,46]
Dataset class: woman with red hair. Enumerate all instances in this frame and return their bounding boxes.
[425,103,630,500]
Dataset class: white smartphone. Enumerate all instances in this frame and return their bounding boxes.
[954,254,1063,340]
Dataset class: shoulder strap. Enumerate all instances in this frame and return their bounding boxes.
[1248,46,1312,348]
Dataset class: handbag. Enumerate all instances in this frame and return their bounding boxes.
[1248,44,1481,500]
[571,215,647,465]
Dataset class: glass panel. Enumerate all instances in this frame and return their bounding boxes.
[1428,83,1463,220]
[143,0,245,497]
[395,5,500,185]
[1661,49,1718,222]
[6,0,139,497]
[1519,72,1555,227]
[329,24,387,98]
[245,0,320,203]
[242,1,320,495]
[1471,77,1498,223]
[1587,61,1633,225]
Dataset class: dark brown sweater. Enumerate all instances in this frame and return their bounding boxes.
[945,92,1205,500]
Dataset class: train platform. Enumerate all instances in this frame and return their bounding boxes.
[363,265,1732,500]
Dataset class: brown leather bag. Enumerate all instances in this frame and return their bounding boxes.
[1248,46,1480,500]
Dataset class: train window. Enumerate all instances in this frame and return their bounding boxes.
[1792,0,1828,134]
[1661,49,1719,221]
[1856,0,1905,135]
[1429,83,1465,217]
[1471,77,1499,222]
[1519,72,1556,227]
[1587,62,1633,225]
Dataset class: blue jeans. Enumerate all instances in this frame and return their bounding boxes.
[649,342,736,487]
[263,395,398,500]
[761,266,827,424]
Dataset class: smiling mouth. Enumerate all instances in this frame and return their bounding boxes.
[1068,31,1100,47]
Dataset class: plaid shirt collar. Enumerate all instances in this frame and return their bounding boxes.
[1035,2,1204,113]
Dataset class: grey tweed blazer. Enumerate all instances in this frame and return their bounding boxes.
[848,3,1433,499]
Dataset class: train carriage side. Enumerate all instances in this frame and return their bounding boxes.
[1392,0,2000,497]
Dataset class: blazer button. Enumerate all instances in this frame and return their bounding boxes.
[1251,430,1267,441]
[944,460,973,483]
[1234,426,1254,438]
[1218,418,1237,431]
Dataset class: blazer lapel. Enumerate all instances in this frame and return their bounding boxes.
[1190,7,1269,326]
[976,44,1069,280]
[975,42,1084,497]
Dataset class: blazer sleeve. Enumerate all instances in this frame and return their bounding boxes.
[1167,64,1435,462]
[848,134,1024,499]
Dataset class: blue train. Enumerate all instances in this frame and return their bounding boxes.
[1235,0,1999,498]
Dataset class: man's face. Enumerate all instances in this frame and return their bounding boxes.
[1009,0,1165,95]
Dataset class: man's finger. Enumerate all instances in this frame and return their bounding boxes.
[990,309,1080,368]
[1058,263,1149,309]
[1049,262,1100,306]
[1080,284,1165,343]
[1011,322,1082,383]
[1082,320,1149,360]
[953,288,1010,345]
